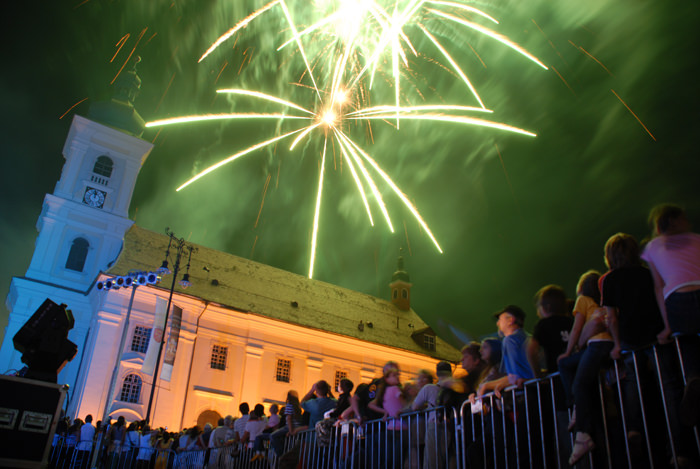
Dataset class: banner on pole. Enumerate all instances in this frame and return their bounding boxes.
[160,305,182,381]
[142,296,168,376]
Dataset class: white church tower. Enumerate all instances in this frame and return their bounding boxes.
[0,62,153,391]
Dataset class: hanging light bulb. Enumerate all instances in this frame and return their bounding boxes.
[157,231,173,275]
[156,260,171,275]
[178,273,192,289]
[178,246,194,288]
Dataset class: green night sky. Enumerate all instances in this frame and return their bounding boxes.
[1,0,699,349]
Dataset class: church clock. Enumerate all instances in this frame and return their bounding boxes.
[83,186,106,209]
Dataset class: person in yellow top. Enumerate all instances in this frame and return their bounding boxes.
[557,270,614,465]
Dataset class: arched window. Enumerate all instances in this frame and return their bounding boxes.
[65,238,89,272]
[402,288,408,299]
[119,374,142,403]
[93,156,113,178]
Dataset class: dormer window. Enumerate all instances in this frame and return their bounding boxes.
[411,327,437,352]
[423,333,436,351]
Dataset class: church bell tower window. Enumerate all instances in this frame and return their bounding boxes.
[91,155,113,186]
[65,237,89,272]
[93,155,113,177]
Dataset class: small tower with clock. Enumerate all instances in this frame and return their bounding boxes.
[23,64,153,290]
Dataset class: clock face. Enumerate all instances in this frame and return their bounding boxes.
[83,187,106,209]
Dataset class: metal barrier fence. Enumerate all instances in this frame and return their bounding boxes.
[279,407,459,469]
[49,437,178,469]
[462,333,700,469]
[46,335,698,468]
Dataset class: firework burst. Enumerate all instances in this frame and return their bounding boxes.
[147,0,547,278]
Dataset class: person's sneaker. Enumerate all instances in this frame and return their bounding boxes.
[250,453,265,463]
[680,377,700,428]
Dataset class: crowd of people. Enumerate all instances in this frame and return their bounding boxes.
[51,203,699,468]
[462,203,700,468]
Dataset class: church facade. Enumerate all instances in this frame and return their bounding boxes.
[0,70,459,430]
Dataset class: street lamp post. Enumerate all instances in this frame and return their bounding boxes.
[145,228,195,424]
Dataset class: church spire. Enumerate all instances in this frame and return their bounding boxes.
[389,249,412,311]
[87,57,146,137]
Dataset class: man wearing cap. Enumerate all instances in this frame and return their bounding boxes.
[477,305,534,398]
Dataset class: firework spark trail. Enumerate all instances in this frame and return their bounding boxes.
[155,73,176,113]
[111,34,129,62]
[336,137,377,227]
[467,43,487,68]
[308,138,328,278]
[60,98,88,119]
[145,32,158,46]
[346,104,492,116]
[335,131,392,230]
[531,18,562,60]
[150,128,163,144]
[174,128,308,191]
[279,0,323,100]
[250,235,259,258]
[337,129,443,253]
[215,61,228,84]
[351,113,536,136]
[198,0,279,63]
[425,0,499,24]
[276,10,346,51]
[611,89,656,141]
[428,10,548,70]
[255,173,272,228]
[419,25,485,109]
[569,40,614,76]
[217,89,315,115]
[494,143,519,212]
[551,65,575,95]
[147,113,310,127]
[111,28,147,84]
[403,219,412,256]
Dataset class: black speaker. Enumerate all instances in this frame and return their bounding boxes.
[13,299,78,383]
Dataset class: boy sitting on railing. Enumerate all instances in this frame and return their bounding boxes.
[477,305,534,399]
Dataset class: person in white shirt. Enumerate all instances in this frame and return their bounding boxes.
[136,426,156,468]
[242,404,268,449]
[76,414,96,451]
[233,403,250,441]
